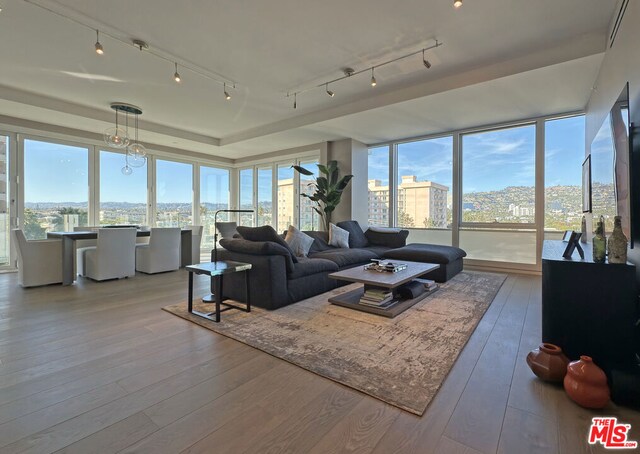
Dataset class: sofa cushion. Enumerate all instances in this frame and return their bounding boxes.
[304,231,332,254]
[237,225,298,263]
[288,257,339,280]
[285,225,314,257]
[365,229,409,248]
[361,245,391,257]
[219,238,295,273]
[337,220,369,248]
[310,248,379,268]
[329,223,349,248]
[383,243,467,264]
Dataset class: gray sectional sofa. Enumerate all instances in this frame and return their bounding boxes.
[214,221,466,310]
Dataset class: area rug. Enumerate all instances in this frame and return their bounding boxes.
[163,270,507,415]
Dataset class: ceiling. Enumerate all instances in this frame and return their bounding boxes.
[0,0,616,160]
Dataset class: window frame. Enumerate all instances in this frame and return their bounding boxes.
[459,122,538,230]
[394,134,454,231]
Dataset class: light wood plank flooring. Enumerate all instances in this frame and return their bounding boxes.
[0,270,638,453]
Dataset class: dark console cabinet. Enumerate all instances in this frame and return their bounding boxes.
[542,240,638,371]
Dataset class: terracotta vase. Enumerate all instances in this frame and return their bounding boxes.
[526,343,569,382]
[564,356,610,409]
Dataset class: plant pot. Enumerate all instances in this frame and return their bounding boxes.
[526,343,569,382]
[563,355,610,409]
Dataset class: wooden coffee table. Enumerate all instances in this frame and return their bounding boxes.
[328,260,439,318]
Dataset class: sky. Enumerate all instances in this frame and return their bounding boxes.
[24,116,594,204]
[368,115,587,193]
[24,140,230,204]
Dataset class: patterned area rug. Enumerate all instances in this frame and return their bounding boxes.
[163,270,507,415]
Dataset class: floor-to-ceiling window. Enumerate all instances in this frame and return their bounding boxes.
[99,150,147,225]
[155,159,193,228]
[544,115,585,233]
[396,137,452,228]
[257,166,273,227]
[239,168,254,226]
[460,124,537,264]
[367,146,390,227]
[277,164,294,232]
[23,138,89,239]
[200,165,230,249]
[298,159,321,230]
[0,135,9,265]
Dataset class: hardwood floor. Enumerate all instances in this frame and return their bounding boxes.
[0,270,638,453]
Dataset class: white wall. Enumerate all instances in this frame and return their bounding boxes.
[585,0,640,277]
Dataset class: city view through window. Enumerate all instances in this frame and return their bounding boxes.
[368,116,587,231]
[24,139,89,239]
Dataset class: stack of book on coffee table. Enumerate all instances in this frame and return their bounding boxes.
[359,288,399,309]
[414,278,439,293]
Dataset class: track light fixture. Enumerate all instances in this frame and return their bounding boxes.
[173,62,181,83]
[94,30,104,55]
[293,92,297,109]
[422,49,431,68]
[453,0,463,8]
[224,82,231,100]
[326,83,335,97]
[285,39,442,107]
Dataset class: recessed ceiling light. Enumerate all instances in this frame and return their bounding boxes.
[453,0,463,8]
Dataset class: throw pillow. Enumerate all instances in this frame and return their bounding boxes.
[236,225,298,263]
[336,220,369,248]
[216,221,239,239]
[285,225,315,257]
[328,223,350,248]
[364,228,409,248]
[368,226,402,233]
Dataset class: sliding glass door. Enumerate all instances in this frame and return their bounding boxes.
[23,138,89,239]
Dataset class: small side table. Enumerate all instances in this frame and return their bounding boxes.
[186,261,252,323]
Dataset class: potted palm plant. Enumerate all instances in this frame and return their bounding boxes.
[292,160,353,231]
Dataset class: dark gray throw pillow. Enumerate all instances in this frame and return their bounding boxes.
[337,220,369,248]
[364,229,409,248]
[236,225,298,263]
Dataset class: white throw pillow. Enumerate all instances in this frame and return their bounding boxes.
[285,225,315,257]
[329,223,350,248]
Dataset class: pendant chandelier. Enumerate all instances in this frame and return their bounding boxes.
[104,103,147,175]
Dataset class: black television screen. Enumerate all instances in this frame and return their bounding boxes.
[590,82,632,245]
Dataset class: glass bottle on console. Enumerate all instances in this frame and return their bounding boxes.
[608,215,628,264]
[592,216,606,263]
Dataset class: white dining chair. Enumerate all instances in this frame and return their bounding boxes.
[12,229,63,287]
[135,227,181,274]
[77,228,137,281]
[186,225,204,264]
